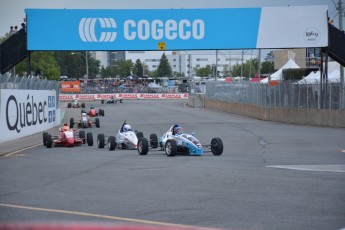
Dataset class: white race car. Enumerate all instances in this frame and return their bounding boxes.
[137,125,223,157]
[96,128,144,151]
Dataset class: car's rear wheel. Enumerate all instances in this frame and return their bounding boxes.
[79,130,86,144]
[150,133,158,148]
[165,139,177,157]
[87,132,93,146]
[101,100,104,104]
[81,103,85,108]
[99,109,104,116]
[136,131,144,139]
[211,138,223,155]
[46,134,53,148]
[67,103,71,108]
[138,138,149,155]
[120,99,123,103]
[43,132,48,146]
[69,118,74,128]
[95,118,100,128]
[97,134,105,148]
[108,136,116,151]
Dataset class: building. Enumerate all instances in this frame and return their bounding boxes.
[94,50,253,77]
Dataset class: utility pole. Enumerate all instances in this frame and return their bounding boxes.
[258,49,261,82]
[338,0,344,84]
[336,0,344,109]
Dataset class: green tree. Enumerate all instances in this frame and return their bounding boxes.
[195,65,212,77]
[16,52,60,80]
[261,60,274,74]
[133,59,143,77]
[157,53,172,77]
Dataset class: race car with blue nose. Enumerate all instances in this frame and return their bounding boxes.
[137,125,223,157]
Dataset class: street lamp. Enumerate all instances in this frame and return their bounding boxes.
[71,51,89,79]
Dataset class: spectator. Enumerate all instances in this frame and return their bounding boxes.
[10,26,15,35]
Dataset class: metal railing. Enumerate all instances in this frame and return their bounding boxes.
[204,80,345,110]
[0,74,61,107]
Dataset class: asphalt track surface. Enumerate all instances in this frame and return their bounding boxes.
[0,100,345,230]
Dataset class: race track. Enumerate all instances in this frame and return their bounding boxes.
[1,99,345,230]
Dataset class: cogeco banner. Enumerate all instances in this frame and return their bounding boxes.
[26,6,328,51]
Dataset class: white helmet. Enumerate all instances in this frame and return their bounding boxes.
[82,112,87,116]
[123,124,131,132]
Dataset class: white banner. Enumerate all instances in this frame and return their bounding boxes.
[59,93,189,101]
[0,89,60,143]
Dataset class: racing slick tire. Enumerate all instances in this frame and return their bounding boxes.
[108,136,116,151]
[150,133,158,148]
[79,130,86,144]
[69,118,74,128]
[165,139,177,157]
[211,138,223,156]
[81,103,85,108]
[46,134,53,148]
[97,134,105,148]
[87,132,93,146]
[137,138,149,155]
[95,118,100,128]
[136,132,144,139]
[120,99,123,103]
[99,109,104,116]
[68,103,72,108]
[43,132,48,146]
[101,100,104,104]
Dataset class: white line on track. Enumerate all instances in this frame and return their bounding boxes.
[266,164,345,173]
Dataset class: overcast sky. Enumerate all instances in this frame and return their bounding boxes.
[1,0,344,37]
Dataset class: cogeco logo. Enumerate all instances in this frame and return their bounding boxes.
[79,18,205,42]
[79,18,117,42]
[6,94,49,133]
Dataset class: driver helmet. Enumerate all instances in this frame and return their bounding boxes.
[174,126,183,135]
[63,123,69,131]
[123,124,131,132]
[82,112,87,116]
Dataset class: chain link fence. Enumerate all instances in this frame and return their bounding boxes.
[0,74,60,106]
[203,80,345,110]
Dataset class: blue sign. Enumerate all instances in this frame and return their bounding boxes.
[26,8,261,50]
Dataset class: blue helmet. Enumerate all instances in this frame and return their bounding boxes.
[174,126,183,134]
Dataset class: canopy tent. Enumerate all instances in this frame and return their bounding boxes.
[147,82,162,88]
[297,62,341,84]
[261,58,300,83]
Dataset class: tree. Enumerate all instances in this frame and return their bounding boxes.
[157,53,172,77]
[195,65,212,77]
[133,59,143,77]
[15,52,60,80]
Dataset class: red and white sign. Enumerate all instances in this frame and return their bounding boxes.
[59,93,189,101]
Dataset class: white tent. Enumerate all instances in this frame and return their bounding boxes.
[297,62,341,84]
[261,58,300,83]
[147,82,162,88]
[297,71,320,84]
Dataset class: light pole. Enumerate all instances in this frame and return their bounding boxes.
[72,51,89,79]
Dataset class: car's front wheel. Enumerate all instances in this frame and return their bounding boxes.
[165,139,177,157]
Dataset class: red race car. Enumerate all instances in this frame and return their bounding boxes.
[83,108,104,117]
[43,126,93,148]
[68,99,85,108]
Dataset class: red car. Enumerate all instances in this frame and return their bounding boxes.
[84,108,104,117]
[67,100,85,108]
[42,129,93,148]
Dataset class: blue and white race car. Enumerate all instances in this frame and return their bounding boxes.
[137,125,223,156]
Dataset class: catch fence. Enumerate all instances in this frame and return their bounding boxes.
[203,80,345,110]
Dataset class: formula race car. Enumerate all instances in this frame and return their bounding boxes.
[96,127,144,151]
[137,125,223,156]
[101,98,123,104]
[43,129,93,148]
[82,108,105,117]
[70,112,100,129]
[68,99,85,108]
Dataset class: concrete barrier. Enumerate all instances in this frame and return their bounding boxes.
[188,95,345,128]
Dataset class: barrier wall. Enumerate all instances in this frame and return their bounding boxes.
[0,89,60,143]
[204,99,345,128]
